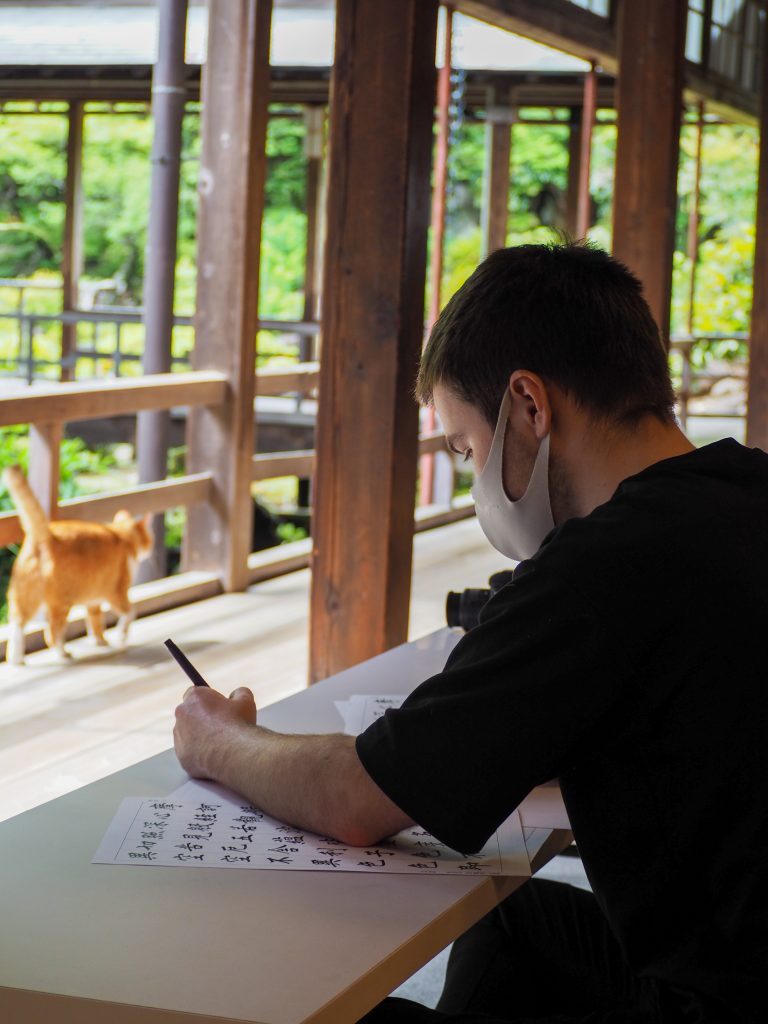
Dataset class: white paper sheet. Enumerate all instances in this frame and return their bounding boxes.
[93,779,530,877]
[334,694,406,735]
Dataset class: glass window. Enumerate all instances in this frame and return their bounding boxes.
[686,8,705,62]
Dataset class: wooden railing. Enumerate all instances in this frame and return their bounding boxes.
[0,372,226,545]
[670,333,748,430]
[0,365,471,586]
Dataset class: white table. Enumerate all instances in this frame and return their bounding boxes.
[0,628,571,1024]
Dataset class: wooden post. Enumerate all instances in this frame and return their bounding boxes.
[309,0,438,682]
[612,0,687,343]
[183,0,272,591]
[565,106,582,238]
[302,104,325,340]
[481,88,513,256]
[575,63,597,241]
[746,14,768,450]
[297,105,325,511]
[61,100,84,383]
[137,0,188,582]
[686,103,705,334]
[419,3,453,508]
[28,423,62,520]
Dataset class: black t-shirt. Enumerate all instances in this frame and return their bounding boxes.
[356,439,768,1022]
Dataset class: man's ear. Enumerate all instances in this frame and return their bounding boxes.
[507,370,552,440]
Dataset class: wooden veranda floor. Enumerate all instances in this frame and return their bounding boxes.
[0,518,502,823]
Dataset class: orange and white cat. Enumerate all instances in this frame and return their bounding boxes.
[3,465,153,665]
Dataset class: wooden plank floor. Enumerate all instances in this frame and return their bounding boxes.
[0,518,503,823]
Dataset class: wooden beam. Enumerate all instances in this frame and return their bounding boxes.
[612,0,687,343]
[414,494,476,532]
[746,13,768,449]
[302,104,325,359]
[455,0,617,73]
[419,3,453,508]
[28,422,61,520]
[61,100,84,382]
[0,372,227,427]
[308,0,438,682]
[183,0,272,592]
[684,67,758,126]
[251,433,448,483]
[0,473,213,547]
[481,93,513,255]
[575,64,597,240]
[564,106,582,238]
[252,450,315,481]
[255,361,319,395]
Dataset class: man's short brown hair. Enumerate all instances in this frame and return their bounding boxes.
[416,242,676,428]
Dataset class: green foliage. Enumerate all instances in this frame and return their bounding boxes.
[276,520,308,544]
[259,206,306,320]
[0,107,307,306]
[265,114,306,211]
[670,121,759,339]
[0,112,67,277]
[81,112,152,298]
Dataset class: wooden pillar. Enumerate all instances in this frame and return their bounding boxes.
[61,100,84,383]
[746,14,768,450]
[137,0,188,582]
[686,103,705,334]
[481,89,513,256]
[419,3,453,508]
[308,0,438,682]
[565,107,582,238]
[612,0,687,343]
[29,423,62,520]
[302,104,325,340]
[183,0,272,591]
[575,64,597,241]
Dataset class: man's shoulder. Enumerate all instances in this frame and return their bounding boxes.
[510,439,768,620]
[552,438,768,549]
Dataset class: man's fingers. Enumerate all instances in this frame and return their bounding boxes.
[228,686,257,725]
[229,686,255,702]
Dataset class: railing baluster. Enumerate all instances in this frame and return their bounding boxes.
[28,422,62,521]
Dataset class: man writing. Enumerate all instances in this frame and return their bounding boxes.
[174,243,766,1023]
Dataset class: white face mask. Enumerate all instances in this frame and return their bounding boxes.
[471,390,554,561]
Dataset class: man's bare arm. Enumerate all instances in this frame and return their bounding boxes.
[174,686,414,846]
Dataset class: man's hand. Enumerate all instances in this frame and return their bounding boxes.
[174,685,256,780]
[173,685,414,846]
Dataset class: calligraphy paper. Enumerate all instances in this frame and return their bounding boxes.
[93,782,530,877]
[334,694,405,735]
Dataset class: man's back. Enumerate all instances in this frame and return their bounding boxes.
[357,439,768,1022]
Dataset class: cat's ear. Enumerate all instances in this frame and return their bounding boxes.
[142,513,154,530]
[113,510,132,527]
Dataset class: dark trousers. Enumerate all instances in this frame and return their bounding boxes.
[358,880,664,1024]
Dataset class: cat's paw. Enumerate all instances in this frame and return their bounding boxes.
[54,647,74,663]
[91,636,110,648]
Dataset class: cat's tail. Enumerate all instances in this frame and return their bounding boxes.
[2,465,51,544]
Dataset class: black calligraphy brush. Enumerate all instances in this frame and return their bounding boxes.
[164,638,211,688]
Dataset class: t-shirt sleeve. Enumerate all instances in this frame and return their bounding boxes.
[355,555,626,854]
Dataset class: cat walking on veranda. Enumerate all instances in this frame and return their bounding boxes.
[3,465,153,665]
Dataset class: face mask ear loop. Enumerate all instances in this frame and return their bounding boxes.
[481,390,513,482]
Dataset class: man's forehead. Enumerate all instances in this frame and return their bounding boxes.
[433,382,486,429]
